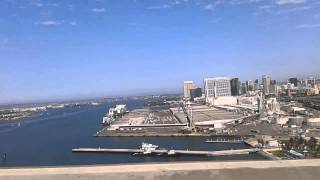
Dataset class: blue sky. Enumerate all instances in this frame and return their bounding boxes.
[0,0,319,104]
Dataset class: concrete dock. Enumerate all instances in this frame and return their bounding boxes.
[204,140,244,143]
[72,148,260,156]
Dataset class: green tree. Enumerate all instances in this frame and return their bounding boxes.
[289,137,295,150]
[308,137,317,151]
[297,137,305,151]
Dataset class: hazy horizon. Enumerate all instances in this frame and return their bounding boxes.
[1,0,319,104]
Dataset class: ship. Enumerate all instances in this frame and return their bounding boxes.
[102,104,128,126]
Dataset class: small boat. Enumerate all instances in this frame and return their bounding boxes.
[168,149,176,156]
[141,142,158,151]
[132,142,159,156]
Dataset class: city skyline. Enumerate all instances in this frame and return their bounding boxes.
[1,0,320,104]
[1,73,318,105]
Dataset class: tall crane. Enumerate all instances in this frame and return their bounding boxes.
[179,101,193,128]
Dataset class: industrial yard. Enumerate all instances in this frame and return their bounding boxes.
[96,102,254,137]
[111,109,181,126]
[92,74,320,161]
[171,105,244,126]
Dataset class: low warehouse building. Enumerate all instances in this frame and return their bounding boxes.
[287,116,305,126]
[307,118,320,127]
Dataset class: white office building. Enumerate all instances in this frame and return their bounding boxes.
[204,77,231,98]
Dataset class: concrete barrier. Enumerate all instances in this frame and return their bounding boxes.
[1,160,320,180]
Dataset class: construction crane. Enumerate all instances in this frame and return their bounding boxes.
[179,101,193,128]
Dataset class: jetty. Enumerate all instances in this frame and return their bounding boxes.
[72,148,260,156]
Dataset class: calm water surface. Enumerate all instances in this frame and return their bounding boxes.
[0,100,265,167]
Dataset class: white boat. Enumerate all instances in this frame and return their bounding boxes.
[141,142,159,151]
[141,142,159,155]
[168,149,176,156]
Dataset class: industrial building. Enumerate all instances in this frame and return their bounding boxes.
[206,96,238,106]
[287,117,305,126]
[307,118,320,127]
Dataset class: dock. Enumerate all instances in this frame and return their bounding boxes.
[204,139,244,144]
[72,148,260,156]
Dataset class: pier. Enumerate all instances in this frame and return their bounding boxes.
[72,148,260,156]
[204,138,244,144]
[114,123,188,128]
[204,140,244,143]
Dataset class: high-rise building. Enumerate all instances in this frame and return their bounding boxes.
[247,80,254,91]
[254,79,259,90]
[190,87,202,100]
[204,77,231,98]
[183,81,194,98]
[308,77,316,88]
[301,79,308,87]
[289,78,299,87]
[230,78,240,96]
[262,75,271,96]
[270,80,277,96]
[241,82,248,94]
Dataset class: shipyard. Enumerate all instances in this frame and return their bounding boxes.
[87,76,320,160]
[2,1,320,179]
[96,103,253,137]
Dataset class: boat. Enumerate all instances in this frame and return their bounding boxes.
[141,142,159,151]
[102,104,128,126]
[132,143,159,156]
[167,149,176,156]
